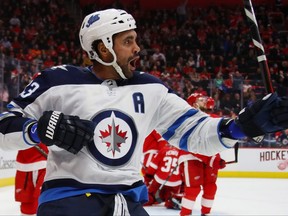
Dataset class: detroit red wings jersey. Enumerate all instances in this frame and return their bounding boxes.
[15,143,48,214]
[142,129,168,171]
[143,130,168,153]
[146,145,182,187]
[178,149,222,168]
[16,143,48,172]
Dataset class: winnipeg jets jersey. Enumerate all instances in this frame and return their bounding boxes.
[0,65,236,204]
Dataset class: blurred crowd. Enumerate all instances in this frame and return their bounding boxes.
[0,0,288,147]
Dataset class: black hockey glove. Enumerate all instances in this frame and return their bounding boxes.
[235,93,288,142]
[37,111,94,154]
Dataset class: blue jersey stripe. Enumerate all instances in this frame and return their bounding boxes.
[179,116,208,150]
[162,109,198,140]
[38,185,148,206]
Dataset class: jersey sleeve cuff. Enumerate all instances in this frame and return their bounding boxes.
[22,119,39,146]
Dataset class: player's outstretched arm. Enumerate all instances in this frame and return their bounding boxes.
[25,111,95,154]
[220,93,288,142]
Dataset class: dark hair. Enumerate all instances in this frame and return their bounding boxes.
[91,40,102,57]
[91,34,117,60]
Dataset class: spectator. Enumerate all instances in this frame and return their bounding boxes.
[246,91,258,107]
[152,47,166,67]
[242,79,253,95]
[274,70,288,97]
[223,72,234,93]
[193,85,208,96]
[0,83,9,111]
[232,70,243,93]
[176,0,188,26]
[150,65,162,78]
[230,92,242,114]
[220,93,234,112]
[43,55,55,69]
[213,72,226,92]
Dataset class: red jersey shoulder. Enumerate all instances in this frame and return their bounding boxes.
[16,143,48,164]
[143,130,168,153]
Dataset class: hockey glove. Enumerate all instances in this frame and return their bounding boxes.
[235,93,288,142]
[209,156,226,170]
[37,111,95,154]
[144,174,154,186]
[216,159,226,169]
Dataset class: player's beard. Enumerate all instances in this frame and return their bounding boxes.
[117,62,133,79]
[117,57,136,79]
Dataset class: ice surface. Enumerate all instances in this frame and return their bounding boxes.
[1,178,287,215]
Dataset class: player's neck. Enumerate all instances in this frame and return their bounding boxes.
[92,64,121,80]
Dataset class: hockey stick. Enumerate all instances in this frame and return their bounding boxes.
[171,197,182,209]
[140,161,147,171]
[34,145,48,158]
[154,164,179,203]
[243,0,276,144]
[243,0,274,94]
[225,142,239,164]
[224,0,276,165]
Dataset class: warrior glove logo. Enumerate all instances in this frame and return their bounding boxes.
[88,110,138,167]
[45,111,61,139]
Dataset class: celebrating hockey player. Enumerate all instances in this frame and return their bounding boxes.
[0,8,287,216]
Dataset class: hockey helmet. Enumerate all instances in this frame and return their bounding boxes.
[205,97,215,110]
[79,9,136,79]
[187,93,204,107]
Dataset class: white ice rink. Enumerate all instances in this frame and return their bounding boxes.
[0,177,288,215]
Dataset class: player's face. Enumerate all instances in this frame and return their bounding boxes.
[196,97,207,110]
[113,30,140,78]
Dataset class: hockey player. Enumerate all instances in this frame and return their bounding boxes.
[179,151,226,216]
[0,8,287,216]
[179,93,227,216]
[142,129,168,178]
[15,143,48,216]
[144,144,183,209]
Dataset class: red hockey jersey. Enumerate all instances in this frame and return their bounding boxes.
[16,143,48,172]
[142,130,168,171]
[146,145,182,187]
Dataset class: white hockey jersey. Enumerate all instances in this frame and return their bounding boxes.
[0,65,236,204]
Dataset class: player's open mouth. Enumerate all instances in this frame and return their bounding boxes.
[129,56,139,71]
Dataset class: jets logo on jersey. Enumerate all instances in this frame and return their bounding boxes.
[99,118,127,157]
[88,110,138,167]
